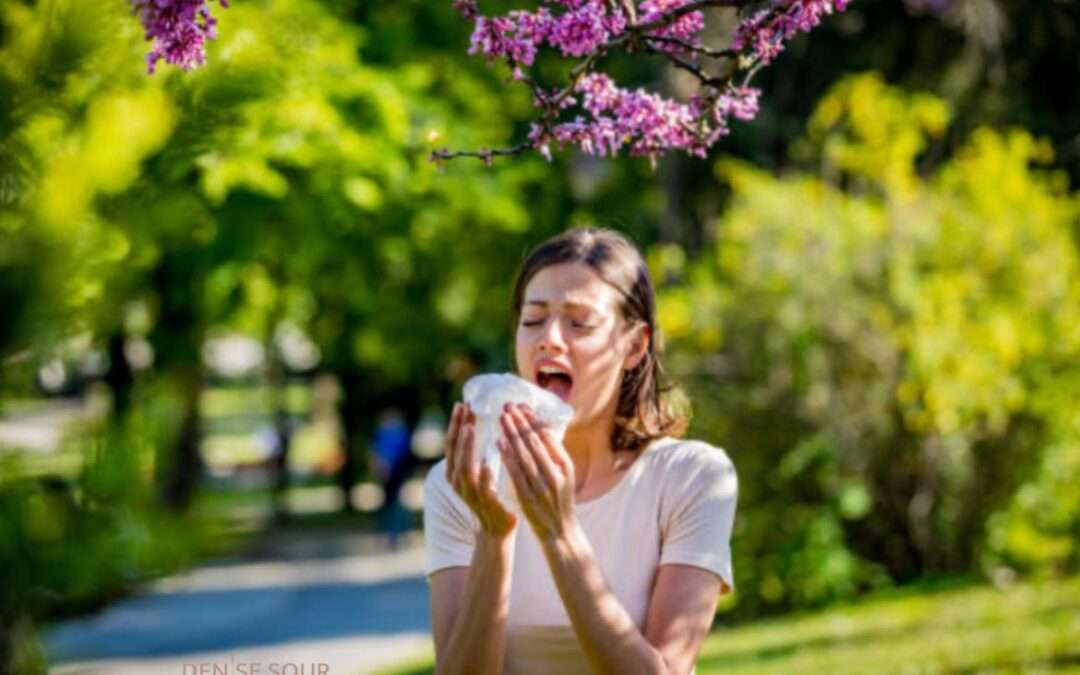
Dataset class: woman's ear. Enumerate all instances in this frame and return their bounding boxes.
[624,323,650,371]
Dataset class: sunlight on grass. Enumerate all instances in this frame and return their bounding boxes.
[698,577,1080,674]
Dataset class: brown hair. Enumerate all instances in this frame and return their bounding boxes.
[510,227,690,452]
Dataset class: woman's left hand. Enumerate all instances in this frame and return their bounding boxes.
[498,403,577,543]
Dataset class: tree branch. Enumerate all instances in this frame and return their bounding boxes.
[631,0,754,34]
[641,35,738,59]
[642,43,726,87]
[430,141,535,163]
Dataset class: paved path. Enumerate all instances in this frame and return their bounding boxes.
[44,530,432,675]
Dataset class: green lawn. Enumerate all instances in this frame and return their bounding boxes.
[379,575,1080,675]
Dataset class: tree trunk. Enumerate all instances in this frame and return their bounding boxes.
[336,370,365,513]
[159,365,204,511]
[270,356,293,523]
[104,331,135,420]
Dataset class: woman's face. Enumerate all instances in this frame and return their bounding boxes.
[515,261,647,428]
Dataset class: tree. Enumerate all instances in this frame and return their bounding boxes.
[655,72,1080,614]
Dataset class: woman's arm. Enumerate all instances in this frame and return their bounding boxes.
[542,523,723,675]
[498,404,725,675]
[429,402,518,675]
[430,533,515,675]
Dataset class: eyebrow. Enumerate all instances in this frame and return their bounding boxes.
[523,300,599,312]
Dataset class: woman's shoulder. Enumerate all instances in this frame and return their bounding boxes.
[423,458,457,503]
[645,438,738,518]
[641,436,736,479]
[423,458,479,527]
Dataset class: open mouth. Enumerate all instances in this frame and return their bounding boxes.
[536,370,573,403]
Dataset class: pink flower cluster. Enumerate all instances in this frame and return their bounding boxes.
[450,0,851,162]
[639,0,705,51]
[715,85,760,122]
[468,0,628,66]
[530,73,715,160]
[733,0,850,64]
[131,0,228,74]
[527,75,765,161]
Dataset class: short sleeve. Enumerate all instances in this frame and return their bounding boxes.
[658,444,738,591]
[423,459,477,577]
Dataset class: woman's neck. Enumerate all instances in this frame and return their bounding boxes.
[562,415,618,494]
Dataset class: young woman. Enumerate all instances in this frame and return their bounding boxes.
[424,227,738,675]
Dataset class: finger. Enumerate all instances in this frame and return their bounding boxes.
[520,405,573,476]
[479,459,494,497]
[452,414,472,499]
[478,460,507,509]
[501,410,544,497]
[510,405,562,492]
[460,423,479,504]
[446,403,462,479]
[459,405,479,495]
[499,436,532,502]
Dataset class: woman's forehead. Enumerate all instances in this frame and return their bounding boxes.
[522,263,619,312]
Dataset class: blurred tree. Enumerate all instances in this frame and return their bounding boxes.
[1,0,570,513]
[0,0,566,663]
[656,72,1080,615]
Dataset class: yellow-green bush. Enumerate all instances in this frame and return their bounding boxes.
[656,73,1080,615]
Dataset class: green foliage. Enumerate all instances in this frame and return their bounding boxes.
[0,0,564,655]
[0,409,226,622]
[656,73,1080,614]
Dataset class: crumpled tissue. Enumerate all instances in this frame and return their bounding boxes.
[462,372,574,496]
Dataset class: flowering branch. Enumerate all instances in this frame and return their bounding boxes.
[640,35,739,59]
[131,0,229,74]
[432,0,851,164]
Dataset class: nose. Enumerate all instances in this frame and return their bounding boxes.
[537,316,567,354]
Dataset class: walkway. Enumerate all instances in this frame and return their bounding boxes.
[44,530,432,675]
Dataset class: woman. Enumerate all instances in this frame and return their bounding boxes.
[424,227,738,675]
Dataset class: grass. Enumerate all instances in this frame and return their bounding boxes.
[377,575,1080,675]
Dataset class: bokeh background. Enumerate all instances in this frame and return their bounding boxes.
[1,0,1078,673]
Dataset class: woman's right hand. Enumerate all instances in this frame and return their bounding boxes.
[446,402,517,539]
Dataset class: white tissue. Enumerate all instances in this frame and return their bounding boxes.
[462,372,575,492]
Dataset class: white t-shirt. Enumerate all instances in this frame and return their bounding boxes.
[423,436,738,675]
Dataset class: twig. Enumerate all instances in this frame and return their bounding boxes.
[641,35,738,59]
[631,0,754,34]
[642,43,726,87]
[430,141,534,163]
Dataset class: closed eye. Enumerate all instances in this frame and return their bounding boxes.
[520,319,592,329]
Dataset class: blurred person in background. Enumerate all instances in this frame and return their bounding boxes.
[371,407,414,547]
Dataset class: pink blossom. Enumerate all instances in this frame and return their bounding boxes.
[130,0,227,74]
[548,1,611,57]
[640,0,705,48]
[733,1,850,65]
[715,86,760,122]
[450,0,851,162]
